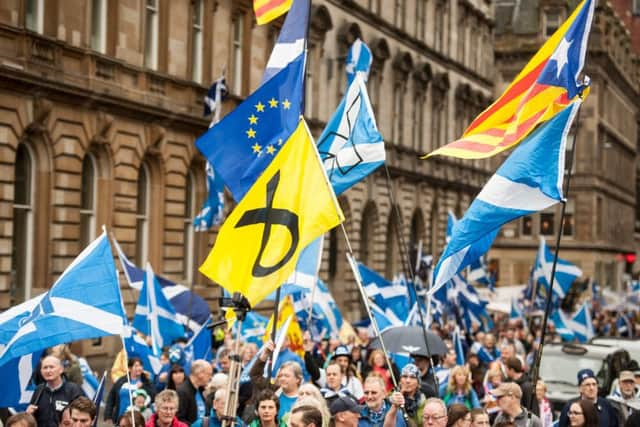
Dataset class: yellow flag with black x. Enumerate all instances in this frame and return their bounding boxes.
[199,119,344,307]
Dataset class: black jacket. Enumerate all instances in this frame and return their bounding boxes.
[104,374,155,423]
[558,397,620,427]
[30,380,84,427]
[511,373,540,416]
[177,377,209,425]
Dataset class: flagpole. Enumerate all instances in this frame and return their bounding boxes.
[119,335,136,427]
[527,100,584,421]
[382,165,439,390]
[267,286,281,379]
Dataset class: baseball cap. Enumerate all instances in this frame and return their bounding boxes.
[490,382,522,399]
[329,396,363,415]
[334,345,351,359]
[577,369,597,385]
[620,370,635,382]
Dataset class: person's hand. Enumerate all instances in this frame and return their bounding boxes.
[259,340,275,362]
[303,331,314,353]
[389,391,404,408]
[26,404,38,415]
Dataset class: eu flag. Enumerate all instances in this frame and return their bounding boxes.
[195,53,304,202]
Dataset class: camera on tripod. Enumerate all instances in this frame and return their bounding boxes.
[218,292,251,321]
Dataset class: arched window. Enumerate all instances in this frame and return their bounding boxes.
[184,170,196,284]
[385,211,401,278]
[135,163,150,266]
[80,154,97,248]
[11,144,35,303]
[191,0,204,83]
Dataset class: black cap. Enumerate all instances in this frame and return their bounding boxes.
[329,396,363,415]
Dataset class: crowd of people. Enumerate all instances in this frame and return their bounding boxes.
[2,309,640,427]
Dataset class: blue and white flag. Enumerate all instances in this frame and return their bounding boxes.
[358,263,409,322]
[569,302,594,343]
[550,309,575,341]
[93,371,107,427]
[78,357,99,399]
[430,101,581,297]
[533,236,582,301]
[369,301,399,332]
[510,298,526,322]
[203,77,227,122]
[293,280,343,338]
[616,314,632,337]
[345,38,372,87]
[0,232,126,365]
[0,350,42,410]
[279,236,324,296]
[184,316,213,365]
[261,0,309,85]
[113,237,209,329]
[239,312,268,346]
[452,327,465,366]
[317,73,385,195]
[122,325,162,376]
[468,256,496,291]
[133,264,185,354]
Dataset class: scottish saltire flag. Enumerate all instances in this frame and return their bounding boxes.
[533,237,582,301]
[240,312,268,346]
[78,357,99,399]
[359,263,410,321]
[113,238,209,329]
[0,232,126,365]
[468,256,495,291]
[369,301,400,331]
[122,325,162,375]
[476,345,497,363]
[345,38,372,86]
[430,102,581,297]
[446,211,457,241]
[203,77,227,121]
[261,0,308,83]
[0,350,42,409]
[133,264,185,354]
[196,53,305,201]
[569,302,594,343]
[550,309,576,341]
[452,327,465,365]
[184,317,213,364]
[278,236,324,296]
[616,314,632,337]
[0,294,45,345]
[510,298,526,322]
[426,0,593,159]
[193,161,225,231]
[292,280,343,338]
[92,371,107,427]
[317,73,385,195]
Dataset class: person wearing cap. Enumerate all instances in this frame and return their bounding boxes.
[395,363,427,426]
[320,361,355,407]
[330,396,362,427]
[557,369,618,427]
[305,343,364,401]
[491,382,541,427]
[410,354,439,399]
[358,375,408,427]
[503,357,539,417]
[607,370,640,424]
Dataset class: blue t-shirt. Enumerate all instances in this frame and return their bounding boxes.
[118,380,141,418]
[278,394,297,420]
[195,390,206,419]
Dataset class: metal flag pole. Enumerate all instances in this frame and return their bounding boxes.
[526,100,584,425]
[267,287,282,380]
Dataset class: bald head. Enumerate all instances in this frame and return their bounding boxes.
[40,355,64,386]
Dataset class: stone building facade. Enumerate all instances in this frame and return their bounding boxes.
[491,0,640,290]
[0,0,495,360]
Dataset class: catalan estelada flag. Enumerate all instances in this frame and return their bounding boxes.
[199,119,344,308]
[425,0,594,159]
[254,0,293,25]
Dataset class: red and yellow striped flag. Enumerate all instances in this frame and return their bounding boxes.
[425,0,594,159]
[254,0,293,25]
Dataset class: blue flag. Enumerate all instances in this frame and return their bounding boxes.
[569,302,594,343]
[317,74,385,195]
[114,237,210,329]
[78,357,99,398]
[122,325,162,375]
[0,232,126,366]
[452,327,465,366]
[239,312,268,346]
[510,298,526,323]
[292,280,343,338]
[345,38,372,87]
[133,264,186,354]
[533,236,582,301]
[196,53,305,202]
[92,371,107,427]
[550,309,575,341]
[430,101,581,297]
[0,350,42,410]
[358,263,409,322]
[203,77,227,119]
[184,317,213,364]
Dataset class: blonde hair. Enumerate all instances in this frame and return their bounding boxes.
[447,365,472,394]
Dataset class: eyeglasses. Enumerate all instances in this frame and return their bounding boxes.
[158,406,177,413]
[423,414,446,423]
[568,411,583,416]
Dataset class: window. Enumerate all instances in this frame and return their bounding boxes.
[434,2,445,52]
[90,0,107,53]
[25,0,44,33]
[11,145,35,304]
[135,163,150,266]
[544,10,562,38]
[412,95,425,152]
[184,171,196,284]
[80,155,97,248]
[596,196,603,239]
[415,0,426,40]
[231,13,245,95]
[191,0,204,83]
[522,215,533,236]
[392,83,404,145]
[635,0,640,15]
[329,227,338,279]
[305,46,315,118]
[394,0,405,30]
[144,0,159,69]
[385,214,400,278]
[360,202,377,265]
[563,202,574,237]
[540,212,555,236]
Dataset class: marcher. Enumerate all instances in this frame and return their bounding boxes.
[329,396,362,427]
[5,413,37,427]
[469,408,490,427]
[557,369,618,427]
[118,411,146,427]
[248,390,286,427]
[607,370,640,423]
[176,359,213,424]
[441,365,480,409]
[67,397,97,427]
[145,390,187,427]
[446,403,471,427]
[399,364,427,426]
[503,357,538,416]
[289,404,324,427]
[358,375,407,427]
[422,398,449,427]
[491,383,541,427]
[566,399,599,427]
[105,357,156,424]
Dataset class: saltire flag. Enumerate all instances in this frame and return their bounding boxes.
[446,210,457,241]
[569,302,594,343]
[78,356,99,398]
[616,314,632,337]
[533,236,582,301]
[261,0,308,84]
[183,316,213,364]
[263,296,304,357]
[113,237,209,329]
[429,101,581,298]
[0,232,126,365]
[239,312,268,346]
[550,309,576,341]
[510,298,526,323]
[273,235,324,298]
[452,275,491,332]
[292,280,343,339]
[358,263,410,322]
[121,325,162,376]
[92,371,107,427]
[425,0,594,159]
[254,0,293,26]
[196,53,305,202]
[0,294,45,346]
[369,301,401,331]
[317,73,385,195]
[0,350,42,410]
[345,38,373,87]
[203,77,228,121]
[133,264,185,354]
[475,345,496,363]
[199,119,344,307]
[468,256,496,291]
[452,326,466,366]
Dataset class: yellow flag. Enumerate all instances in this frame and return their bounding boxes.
[263,296,304,356]
[199,119,344,307]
